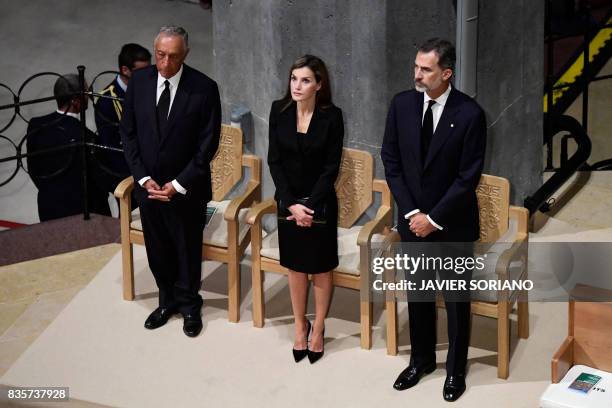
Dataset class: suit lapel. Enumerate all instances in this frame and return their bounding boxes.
[410,91,425,173]
[423,88,460,171]
[277,102,299,152]
[145,68,160,144]
[275,102,328,153]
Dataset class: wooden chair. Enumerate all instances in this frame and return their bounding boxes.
[114,124,261,323]
[551,284,612,383]
[385,174,530,379]
[246,147,393,349]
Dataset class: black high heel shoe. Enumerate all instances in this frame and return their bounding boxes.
[307,326,325,364]
[292,320,311,363]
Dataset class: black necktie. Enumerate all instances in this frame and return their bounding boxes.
[421,99,436,162]
[157,80,170,133]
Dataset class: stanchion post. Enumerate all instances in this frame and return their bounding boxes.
[77,65,90,220]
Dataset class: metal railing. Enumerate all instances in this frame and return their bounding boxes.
[527,2,611,215]
[0,66,125,219]
[544,1,611,170]
[524,114,592,215]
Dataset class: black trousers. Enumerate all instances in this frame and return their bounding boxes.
[139,197,205,315]
[405,242,473,376]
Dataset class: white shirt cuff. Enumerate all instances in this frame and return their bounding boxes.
[404,209,420,219]
[427,214,443,230]
[172,179,187,195]
[138,176,151,187]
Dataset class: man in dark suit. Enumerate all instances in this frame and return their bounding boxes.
[120,26,221,337]
[381,38,486,402]
[27,74,110,221]
[95,43,150,200]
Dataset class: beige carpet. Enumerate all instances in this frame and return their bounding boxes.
[0,240,570,408]
[0,244,121,380]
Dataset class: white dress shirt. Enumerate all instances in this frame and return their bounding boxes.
[116,75,128,93]
[56,109,80,119]
[138,65,187,195]
[404,84,453,231]
[155,65,183,114]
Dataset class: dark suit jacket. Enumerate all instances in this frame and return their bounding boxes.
[26,112,110,221]
[95,77,130,181]
[381,87,486,242]
[268,100,344,212]
[120,64,221,204]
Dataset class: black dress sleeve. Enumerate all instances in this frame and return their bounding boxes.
[268,101,298,207]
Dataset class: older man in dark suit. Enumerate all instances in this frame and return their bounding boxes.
[381,38,486,402]
[120,26,221,337]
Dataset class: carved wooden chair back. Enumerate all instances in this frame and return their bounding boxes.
[211,125,243,201]
[335,148,374,228]
[476,174,510,244]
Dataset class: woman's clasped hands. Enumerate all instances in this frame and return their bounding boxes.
[286,203,314,227]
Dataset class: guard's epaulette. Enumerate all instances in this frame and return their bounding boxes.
[100,84,117,97]
[98,84,123,120]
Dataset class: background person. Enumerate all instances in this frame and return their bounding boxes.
[27,74,110,221]
[95,43,151,203]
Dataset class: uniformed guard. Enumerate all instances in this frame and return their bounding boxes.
[95,43,151,201]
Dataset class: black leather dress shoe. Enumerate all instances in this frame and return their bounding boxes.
[144,307,177,330]
[183,314,203,337]
[393,362,436,391]
[443,374,466,402]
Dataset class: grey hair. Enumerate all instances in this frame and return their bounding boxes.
[54,74,80,108]
[156,25,189,48]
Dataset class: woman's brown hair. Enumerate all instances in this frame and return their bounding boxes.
[280,54,333,111]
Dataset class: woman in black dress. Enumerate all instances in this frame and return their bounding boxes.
[268,55,344,364]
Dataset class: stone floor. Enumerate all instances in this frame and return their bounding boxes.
[0,244,120,407]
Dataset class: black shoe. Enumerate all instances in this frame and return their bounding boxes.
[182,314,203,337]
[307,327,325,364]
[443,374,466,402]
[393,362,436,391]
[293,320,311,363]
[144,307,177,330]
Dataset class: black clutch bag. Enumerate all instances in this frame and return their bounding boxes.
[277,197,327,225]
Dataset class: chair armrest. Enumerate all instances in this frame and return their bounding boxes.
[357,205,392,247]
[495,205,529,281]
[224,180,261,221]
[495,236,528,280]
[509,205,529,240]
[114,176,134,200]
[115,177,135,235]
[551,336,574,383]
[373,229,402,258]
[246,198,276,225]
[381,229,401,246]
